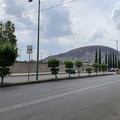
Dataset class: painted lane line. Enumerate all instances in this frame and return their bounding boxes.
[0,79,120,113]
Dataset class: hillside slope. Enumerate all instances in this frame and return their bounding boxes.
[45,45,119,63]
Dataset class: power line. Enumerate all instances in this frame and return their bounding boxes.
[0,0,77,21]
[41,0,76,11]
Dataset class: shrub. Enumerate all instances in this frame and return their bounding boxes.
[86,67,92,76]
[48,58,59,78]
[64,60,73,77]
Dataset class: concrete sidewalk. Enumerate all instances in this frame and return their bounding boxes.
[0,72,114,87]
[5,72,114,82]
[8,72,52,76]
[9,71,115,76]
[9,71,115,77]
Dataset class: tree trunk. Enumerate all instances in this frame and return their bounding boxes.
[1,76,4,84]
[69,73,70,77]
[78,68,80,76]
[55,74,57,78]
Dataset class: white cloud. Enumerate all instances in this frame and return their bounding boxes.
[88,27,107,42]
[1,0,120,61]
[41,5,73,39]
[111,2,120,30]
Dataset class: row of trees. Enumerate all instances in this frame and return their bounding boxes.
[48,58,107,78]
[0,21,117,84]
[0,21,18,84]
[48,58,83,78]
[95,47,120,69]
[48,47,116,78]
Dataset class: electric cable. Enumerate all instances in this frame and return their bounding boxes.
[0,0,77,21]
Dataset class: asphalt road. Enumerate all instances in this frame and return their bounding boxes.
[0,74,120,120]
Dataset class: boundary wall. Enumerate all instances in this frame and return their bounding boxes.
[9,61,90,73]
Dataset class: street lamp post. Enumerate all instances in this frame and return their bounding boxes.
[110,39,120,69]
[20,50,22,61]
[28,0,40,80]
[41,52,43,62]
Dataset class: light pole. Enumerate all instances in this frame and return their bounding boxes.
[110,39,120,69]
[19,50,22,61]
[28,0,40,80]
[41,52,43,62]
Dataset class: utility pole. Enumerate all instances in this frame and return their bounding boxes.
[20,50,22,61]
[110,39,120,69]
[28,0,40,80]
[41,52,43,62]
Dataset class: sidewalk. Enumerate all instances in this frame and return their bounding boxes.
[0,72,114,87]
[10,71,115,76]
[8,72,52,76]
[9,71,114,77]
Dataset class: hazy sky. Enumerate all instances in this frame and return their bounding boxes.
[1,0,120,61]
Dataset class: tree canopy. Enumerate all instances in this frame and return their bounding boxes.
[0,44,18,84]
[0,20,17,45]
[75,60,83,76]
[48,58,60,78]
[0,44,18,67]
[64,60,74,77]
[0,20,18,84]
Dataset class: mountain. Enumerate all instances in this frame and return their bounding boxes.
[45,45,120,63]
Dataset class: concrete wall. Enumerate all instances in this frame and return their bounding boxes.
[10,62,65,73]
[9,61,90,73]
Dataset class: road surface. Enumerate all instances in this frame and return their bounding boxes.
[0,74,120,120]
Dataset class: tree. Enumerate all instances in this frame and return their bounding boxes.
[75,60,83,76]
[118,59,120,69]
[48,58,59,78]
[0,20,18,84]
[112,51,115,68]
[86,67,92,76]
[108,54,110,69]
[115,53,117,68]
[0,44,18,84]
[64,60,73,77]
[0,21,17,45]
[95,48,98,63]
[110,51,113,68]
[108,52,112,69]
[105,52,107,65]
[93,63,99,75]
[98,47,101,71]
[101,64,107,74]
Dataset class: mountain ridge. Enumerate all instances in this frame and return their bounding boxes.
[45,45,119,63]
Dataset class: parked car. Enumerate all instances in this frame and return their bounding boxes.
[70,69,76,74]
[108,68,115,72]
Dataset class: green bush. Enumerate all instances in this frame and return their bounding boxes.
[48,58,60,78]
[93,63,99,74]
[75,60,83,76]
[86,67,92,76]
[0,44,18,84]
[101,64,107,73]
[64,60,73,77]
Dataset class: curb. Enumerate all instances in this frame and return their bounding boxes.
[0,73,113,88]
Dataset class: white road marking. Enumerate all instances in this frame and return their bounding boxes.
[0,79,120,113]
